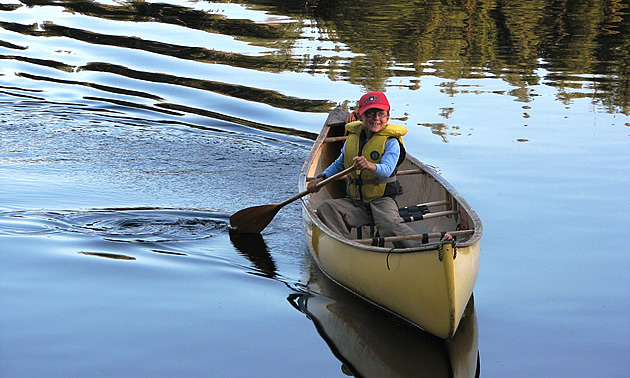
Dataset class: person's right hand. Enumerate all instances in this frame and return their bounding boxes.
[345,110,359,124]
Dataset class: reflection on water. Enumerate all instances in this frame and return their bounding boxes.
[1,0,627,140]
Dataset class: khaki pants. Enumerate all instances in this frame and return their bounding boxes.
[317,197,419,249]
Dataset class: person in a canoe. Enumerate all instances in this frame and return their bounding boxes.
[307,91,419,248]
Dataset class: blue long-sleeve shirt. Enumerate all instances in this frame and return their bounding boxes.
[322,138,400,179]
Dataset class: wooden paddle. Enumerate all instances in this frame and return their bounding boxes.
[230,165,355,233]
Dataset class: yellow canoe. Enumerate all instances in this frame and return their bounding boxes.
[298,108,483,339]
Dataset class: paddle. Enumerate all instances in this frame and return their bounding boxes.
[230,165,356,233]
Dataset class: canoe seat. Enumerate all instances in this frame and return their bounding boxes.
[398,204,430,222]
[354,200,455,239]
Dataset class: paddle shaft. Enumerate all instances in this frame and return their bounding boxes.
[229,165,355,233]
[277,165,355,208]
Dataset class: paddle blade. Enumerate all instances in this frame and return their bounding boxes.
[229,204,281,233]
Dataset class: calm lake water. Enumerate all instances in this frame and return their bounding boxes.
[1,1,629,376]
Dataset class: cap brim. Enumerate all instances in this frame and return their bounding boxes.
[358,104,390,115]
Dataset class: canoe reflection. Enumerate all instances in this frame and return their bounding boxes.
[290,258,480,378]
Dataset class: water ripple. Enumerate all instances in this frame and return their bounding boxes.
[0,208,230,243]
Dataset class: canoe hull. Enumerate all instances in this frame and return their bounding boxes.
[303,209,480,339]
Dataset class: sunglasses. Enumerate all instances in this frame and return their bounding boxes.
[363,110,389,118]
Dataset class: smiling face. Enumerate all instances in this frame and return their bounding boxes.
[360,108,390,137]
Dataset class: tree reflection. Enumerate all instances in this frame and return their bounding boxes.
[3,0,628,114]
[244,0,629,114]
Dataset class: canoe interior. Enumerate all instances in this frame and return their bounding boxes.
[304,109,481,250]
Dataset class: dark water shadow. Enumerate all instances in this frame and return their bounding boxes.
[228,229,278,279]
[289,255,480,377]
[78,251,136,261]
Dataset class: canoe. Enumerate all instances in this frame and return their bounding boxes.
[298,107,482,339]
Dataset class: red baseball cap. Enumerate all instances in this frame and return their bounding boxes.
[358,91,390,115]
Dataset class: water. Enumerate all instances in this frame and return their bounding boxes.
[1,1,630,376]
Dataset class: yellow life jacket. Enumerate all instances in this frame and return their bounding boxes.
[344,121,407,203]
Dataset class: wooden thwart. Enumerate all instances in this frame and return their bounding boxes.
[405,209,457,221]
[323,136,348,143]
[356,229,474,245]
[406,199,449,208]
